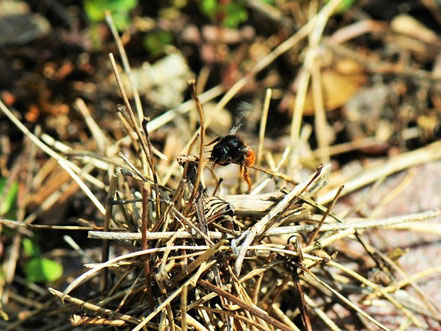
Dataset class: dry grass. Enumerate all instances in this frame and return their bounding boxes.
[2,1,441,330]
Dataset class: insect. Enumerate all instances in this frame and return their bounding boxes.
[208,105,255,192]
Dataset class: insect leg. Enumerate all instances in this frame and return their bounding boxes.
[206,137,221,146]
[240,166,252,193]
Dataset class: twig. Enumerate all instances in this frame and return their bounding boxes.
[101,173,118,290]
[141,183,154,310]
[108,53,152,179]
[88,208,440,241]
[0,218,98,230]
[70,314,126,327]
[61,245,212,299]
[49,288,140,325]
[232,164,330,275]
[251,164,297,184]
[141,117,162,218]
[105,11,144,124]
[306,185,344,245]
[132,261,216,331]
[117,151,148,182]
[198,279,293,331]
[184,80,205,215]
[181,284,188,331]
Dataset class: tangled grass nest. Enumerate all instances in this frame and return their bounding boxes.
[3,74,441,329]
[2,3,441,330]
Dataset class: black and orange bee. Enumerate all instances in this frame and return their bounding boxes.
[208,106,255,192]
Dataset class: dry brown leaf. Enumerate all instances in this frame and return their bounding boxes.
[288,59,367,115]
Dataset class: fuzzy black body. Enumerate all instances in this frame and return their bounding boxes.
[209,135,249,166]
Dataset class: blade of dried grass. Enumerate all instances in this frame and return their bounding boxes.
[74,98,109,153]
[290,0,343,171]
[251,145,292,194]
[0,101,105,188]
[328,260,423,327]
[270,303,302,331]
[384,266,441,296]
[117,151,149,182]
[318,140,441,205]
[0,219,95,231]
[58,159,106,215]
[229,268,269,329]
[304,294,342,331]
[369,168,416,218]
[158,227,187,280]
[303,269,390,330]
[386,222,441,234]
[338,175,386,218]
[256,88,272,170]
[251,164,297,185]
[185,313,210,331]
[141,118,162,217]
[61,245,210,299]
[148,85,223,133]
[312,59,330,163]
[363,241,440,317]
[141,183,154,309]
[113,270,143,314]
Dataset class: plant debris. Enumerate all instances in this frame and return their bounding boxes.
[1,1,441,330]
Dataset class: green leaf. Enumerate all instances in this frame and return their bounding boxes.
[83,0,138,30]
[0,178,18,216]
[223,2,248,28]
[24,257,63,283]
[143,30,174,55]
[200,0,218,18]
[22,238,41,258]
